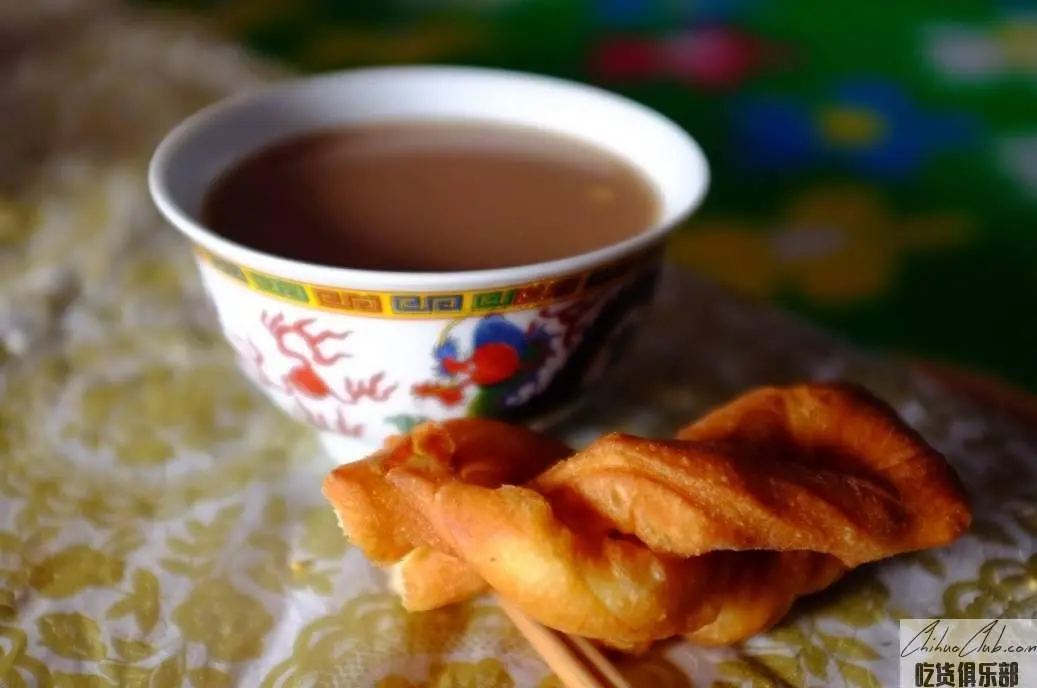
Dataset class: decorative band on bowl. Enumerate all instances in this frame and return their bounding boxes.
[194,245,664,319]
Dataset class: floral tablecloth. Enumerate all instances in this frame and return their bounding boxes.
[1,4,1036,687]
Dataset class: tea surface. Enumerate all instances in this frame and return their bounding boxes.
[202,121,660,271]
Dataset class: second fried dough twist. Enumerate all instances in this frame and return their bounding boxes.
[323,382,971,648]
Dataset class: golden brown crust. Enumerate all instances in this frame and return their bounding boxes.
[321,418,572,605]
[322,382,972,649]
[533,383,970,568]
[678,382,971,555]
[388,547,487,612]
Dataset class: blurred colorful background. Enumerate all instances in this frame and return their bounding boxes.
[136,0,1037,391]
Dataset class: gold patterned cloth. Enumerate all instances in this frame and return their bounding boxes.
[1,3,1035,687]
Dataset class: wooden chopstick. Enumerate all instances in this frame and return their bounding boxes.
[495,595,633,688]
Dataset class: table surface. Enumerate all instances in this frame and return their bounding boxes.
[2,4,1037,688]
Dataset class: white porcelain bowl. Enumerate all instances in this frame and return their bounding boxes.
[148,65,710,463]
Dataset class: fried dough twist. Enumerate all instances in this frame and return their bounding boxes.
[322,417,572,611]
[323,383,971,648]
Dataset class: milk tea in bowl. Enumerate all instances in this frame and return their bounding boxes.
[148,66,709,462]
